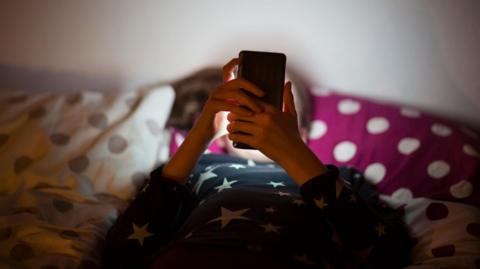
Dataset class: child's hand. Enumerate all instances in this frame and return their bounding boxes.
[226,81,327,185]
[193,58,265,142]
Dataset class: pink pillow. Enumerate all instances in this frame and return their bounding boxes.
[168,89,480,206]
[307,89,480,207]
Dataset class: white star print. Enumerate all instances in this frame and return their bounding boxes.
[229,164,246,170]
[277,191,291,197]
[214,178,238,192]
[247,159,256,166]
[265,207,276,213]
[375,223,386,237]
[292,199,305,206]
[193,167,218,194]
[260,223,281,233]
[205,164,218,171]
[208,207,250,228]
[127,223,153,246]
[314,197,328,209]
[267,181,285,188]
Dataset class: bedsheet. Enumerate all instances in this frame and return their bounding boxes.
[0,86,174,268]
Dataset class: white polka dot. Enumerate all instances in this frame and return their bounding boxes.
[460,126,478,139]
[431,123,452,137]
[333,141,357,162]
[175,133,185,146]
[309,120,328,139]
[463,144,479,157]
[338,99,361,115]
[364,163,386,184]
[427,160,450,179]
[400,107,420,118]
[449,180,473,199]
[391,188,413,203]
[366,117,390,134]
[398,138,420,155]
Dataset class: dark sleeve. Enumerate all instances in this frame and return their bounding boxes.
[102,164,198,269]
[300,165,411,269]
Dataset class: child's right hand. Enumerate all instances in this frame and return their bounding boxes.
[192,58,265,142]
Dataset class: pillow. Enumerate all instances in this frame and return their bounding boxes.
[381,195,480,268]
[307,88,480,207]
[168,88,480,207]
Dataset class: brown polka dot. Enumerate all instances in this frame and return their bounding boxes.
[426,202,449,220]
[0,226,12,240]
[0,134,9,147]
[466,223,480,237]
[108,135,128,154]
[9,95,27,103]
[88,113,108,129]
[68,155,89,173]
[60,230,79,239]
[29,106,47,119]
[14,156,33,174]
[146,119,163,136]
[10,243,34,261]
[431,244,455,257]
[52,198,73,213]
[50,133,70,145]
[65,93,82,105]
[125,97,138,108]
[131,172,147,188]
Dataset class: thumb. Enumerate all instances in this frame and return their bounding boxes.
[282,81,297,117]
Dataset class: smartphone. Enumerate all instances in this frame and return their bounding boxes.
[233,50,287,150]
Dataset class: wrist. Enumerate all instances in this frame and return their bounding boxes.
[280,143,328,186]
[191,113,216,143]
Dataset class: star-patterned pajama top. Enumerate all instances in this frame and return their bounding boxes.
[102,153,411,269]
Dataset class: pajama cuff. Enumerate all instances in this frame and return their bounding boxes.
[299,164,339,202]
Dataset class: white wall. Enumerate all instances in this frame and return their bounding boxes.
[1,0,479,127]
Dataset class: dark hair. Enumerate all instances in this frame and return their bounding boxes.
[167,67,312,132]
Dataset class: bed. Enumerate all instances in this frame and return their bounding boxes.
[0,75,479,268]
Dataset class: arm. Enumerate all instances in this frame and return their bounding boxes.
[103,58,266,268]
[102,166,197,269]
[226,83,411,268]
[298,160,411,268]
[161,58,265,184]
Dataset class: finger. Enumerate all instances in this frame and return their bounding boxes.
[213,88,263,113]
[283,81,297,117]
[226,120,262,135]
[207,99,254,116]
[228,132,256,147]
[223,58,239,82]
[222,78,265,97]
[227,111,258,123]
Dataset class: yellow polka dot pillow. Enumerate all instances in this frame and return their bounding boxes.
[0,86,174,200]
[306,89,480,207]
